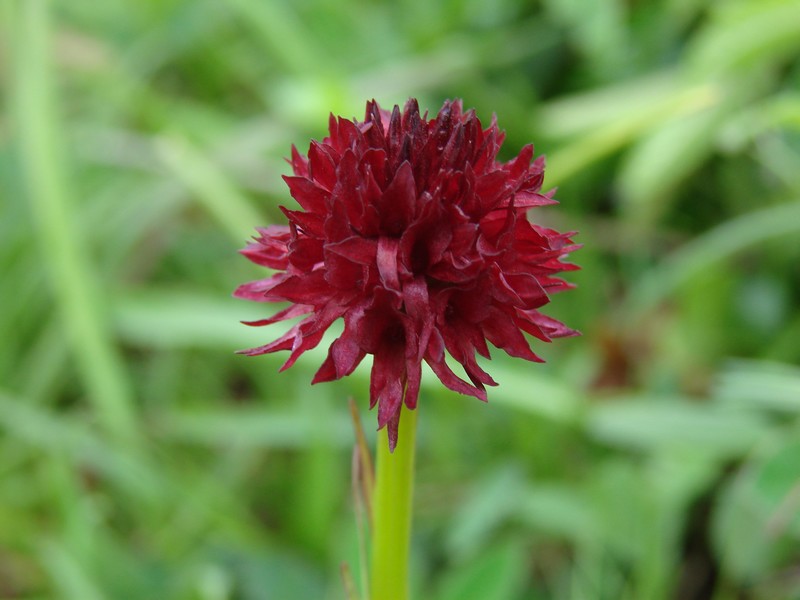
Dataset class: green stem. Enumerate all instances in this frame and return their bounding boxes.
[370,408,418,600]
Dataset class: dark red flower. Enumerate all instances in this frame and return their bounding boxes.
[236,99,579,450]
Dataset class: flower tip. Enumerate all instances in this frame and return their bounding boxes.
[240,319,267,327]
[375,421,399,452]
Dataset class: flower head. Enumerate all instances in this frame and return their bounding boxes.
[236,99,579,450]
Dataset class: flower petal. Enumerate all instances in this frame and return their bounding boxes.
[266,271,330,304]
[282,176,329,213]
[312,333,366,383]
[482,306,544,362]
[233,274,287,302]
[378,161,417,237]
[376,237,401,291]
[308,141,338,190]
[372,337,407,428]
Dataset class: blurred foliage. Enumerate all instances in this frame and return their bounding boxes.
[2,0,800,598]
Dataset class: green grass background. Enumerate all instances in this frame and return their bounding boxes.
[2,0,800,598]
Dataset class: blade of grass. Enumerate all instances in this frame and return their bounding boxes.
[39,539,104,600]
[341,561,361,600]
[617,103,730,227]
[544,81,719,185]
[155,134,264,242]
[714,360,800,413]
[12,0,138,444]
[225,0,325,76]
[350,447,370,600]
[158,406,353,448]
[0,391,161,502]
[625,200,800,319]
[350,398,375,599]
[689,0,800,77]
[349,397,375,526]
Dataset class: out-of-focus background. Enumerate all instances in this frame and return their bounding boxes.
[2,0,800,598]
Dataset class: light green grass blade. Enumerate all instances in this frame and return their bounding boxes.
[544,79,719,185]
[39,540,105,600]
[689,0,800,77]
[12,0,138,444]
[155,134,265,242]
[626,200,800,318]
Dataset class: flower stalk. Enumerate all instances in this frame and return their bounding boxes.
[370,407,417,600]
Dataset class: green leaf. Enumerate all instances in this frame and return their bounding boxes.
[755,440,800,534]
[155,135,264,243]
[586,397,768,455]
[689,0,800,77]
[437,540,528,600]
[445,466,527,562]
[625,201,800,318]
[0,391,163,503]
[713,436,800,583]
[158,406,353,449]
[39,540,105,600]
[114,289,269,350]
[714,360,800,414]
[617,103,728,227]
[515,484,598,543]
[222,549,326,600]
[12,0,138,445]
[541,75,719,184]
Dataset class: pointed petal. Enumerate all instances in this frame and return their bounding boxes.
[282,176,329,213]
[376,237,400,291]
[308,141,337,190]
[426,355,487,401]
[371,341,406,424]
[313,331,367,383]
[326,236,378,265]
[482,307,544,362]
[377,161,416,237]
[242,303,312,326]
[233,274,286,301]
[266,271,330,304]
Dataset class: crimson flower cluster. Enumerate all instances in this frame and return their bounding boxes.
[236,99,579,450]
